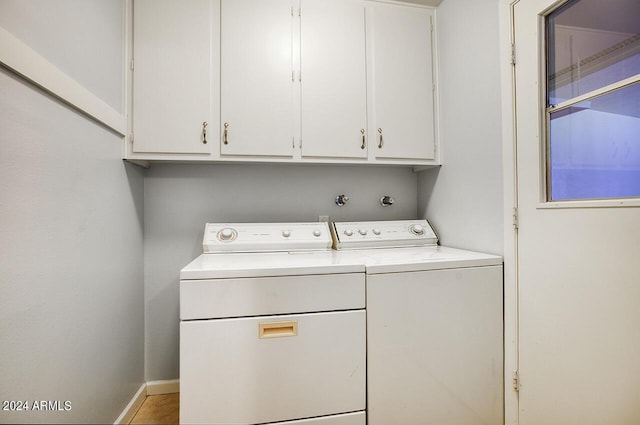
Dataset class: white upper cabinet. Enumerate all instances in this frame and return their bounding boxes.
[366,2,436,160]
[220,0,294,157]
[299,0,368,159]
[126,0,439,165]
[132,0,217,155]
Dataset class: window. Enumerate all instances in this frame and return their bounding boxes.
[545,0,640,201]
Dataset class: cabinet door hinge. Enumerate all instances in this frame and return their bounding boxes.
[512,370,520,392]
[510,43,516,65]
[430,15,434,33]
[512,207,519,229]
[130,132,135,144]
[291,6,293,16]
[130,59,134,71]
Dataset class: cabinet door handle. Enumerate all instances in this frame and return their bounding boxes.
[378,128,383,148]
[202,122,208,144]
[361,128,366,150]
[223,122,229,145]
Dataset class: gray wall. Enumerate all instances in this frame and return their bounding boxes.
[0,1,144,423]
[144,163,418,379]
[0,0,125,112]
[418,0,504,255]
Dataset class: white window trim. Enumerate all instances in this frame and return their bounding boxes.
[548,73,640,112]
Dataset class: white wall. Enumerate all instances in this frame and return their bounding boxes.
[144,163,418,379]
[0,2,144,423]
[418,0,504,255]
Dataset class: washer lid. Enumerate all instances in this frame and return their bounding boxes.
[203,222,332,253]
[331,220,438,250]
[352,246,502,274]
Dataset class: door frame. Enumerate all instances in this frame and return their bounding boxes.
[498,1,520,424]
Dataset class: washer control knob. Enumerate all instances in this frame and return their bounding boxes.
[358,229,368,236]
[344,229,354,237]
[282,230,291,238]
[218,227,235,241]
[410,224,425,235]
[313,229,322,237]
[373,228,381,235]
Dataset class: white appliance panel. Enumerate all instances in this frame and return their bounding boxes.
[331,219,438,249]
[180,311,366,424]
[366,266,504,425]
[203,222,332,253]
[180,273,364,320]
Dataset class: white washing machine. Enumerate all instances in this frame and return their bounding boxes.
[331,220,504,425]
[179,222,366,425]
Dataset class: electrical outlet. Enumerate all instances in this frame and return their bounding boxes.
[318,215,329,222]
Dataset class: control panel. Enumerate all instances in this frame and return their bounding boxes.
[203,222,332,253]
[331,220,438,250]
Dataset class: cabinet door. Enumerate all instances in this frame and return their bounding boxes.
[132,0,215,154]
[367,3,435,160]
[220,0,294,157]
[300,0,367,159]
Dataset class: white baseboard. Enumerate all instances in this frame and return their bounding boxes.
[113,384,146,425]
[113,380,179,424]
[146,379,180,395]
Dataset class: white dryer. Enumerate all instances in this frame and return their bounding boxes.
[180,222,366,425]
[331,220,504,425]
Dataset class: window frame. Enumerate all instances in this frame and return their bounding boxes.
[540,0,640,206]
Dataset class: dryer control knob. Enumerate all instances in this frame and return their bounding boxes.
[282,230,291,238]
[358,229,368,236]
[218,228,235,241]
[313,229,322,237]
[344,229,354,237]
[410,224,425,235]
[373,228,381,235]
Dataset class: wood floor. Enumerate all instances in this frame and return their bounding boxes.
[130,393,179,425]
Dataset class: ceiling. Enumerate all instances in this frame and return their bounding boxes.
[554,0,640,35]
